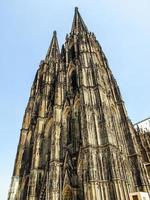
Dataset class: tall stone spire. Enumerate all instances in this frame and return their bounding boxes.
[8,31,61,200]
[46,31,60,61]
[8,8,150,200]
[71,7,88,33]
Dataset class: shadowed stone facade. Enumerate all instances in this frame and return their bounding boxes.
[8,8,150,200]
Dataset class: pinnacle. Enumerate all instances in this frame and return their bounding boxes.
[53,30,57,37]
[71,7,88,34]
[75,7,79,12]
[46,31,60,60]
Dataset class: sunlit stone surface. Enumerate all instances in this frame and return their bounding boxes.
[8,8,150,200]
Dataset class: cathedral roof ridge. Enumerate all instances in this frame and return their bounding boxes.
[134,117,150,125]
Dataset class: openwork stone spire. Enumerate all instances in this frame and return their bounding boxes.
[71,7,88,33]
[8,8,150,200]
[46,31,60,61]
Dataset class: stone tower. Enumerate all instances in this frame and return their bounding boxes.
[8,8,150,200]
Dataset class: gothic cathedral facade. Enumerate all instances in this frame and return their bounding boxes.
[8,8,150,200]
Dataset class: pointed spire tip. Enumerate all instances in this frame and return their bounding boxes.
[45,30,59,60]
[53,30,57,37]
[75,7,79,12]
[71,7,88,33]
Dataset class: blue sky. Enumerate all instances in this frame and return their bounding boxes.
[0,0,150,199]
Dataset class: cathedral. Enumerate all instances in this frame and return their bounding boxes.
[8,8,150,200]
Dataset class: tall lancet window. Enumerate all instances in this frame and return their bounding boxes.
[70,70,78,93]
[73,99,81,151]
[69,45,76,61]
[67,113,72,145]
[63,107,72,146]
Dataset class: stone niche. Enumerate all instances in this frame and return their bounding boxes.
[129,192,150,200]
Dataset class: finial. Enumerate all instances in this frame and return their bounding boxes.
[75,7,79,12]
[53,30,57,36]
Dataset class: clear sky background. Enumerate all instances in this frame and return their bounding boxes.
[0,0,150,199]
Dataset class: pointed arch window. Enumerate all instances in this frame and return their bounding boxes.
[69,45,76,61]
[70,70,78,93]
[67,114,72,145]
[63,107,72,146]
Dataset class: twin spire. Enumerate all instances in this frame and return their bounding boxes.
[46,31,60,60]
[46,8,88,60]
[71,7,88,33]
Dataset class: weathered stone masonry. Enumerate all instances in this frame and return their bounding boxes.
[8,8,150,200]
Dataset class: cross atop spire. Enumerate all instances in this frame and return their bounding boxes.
[71,7,88,34]
[46,31,60,60]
